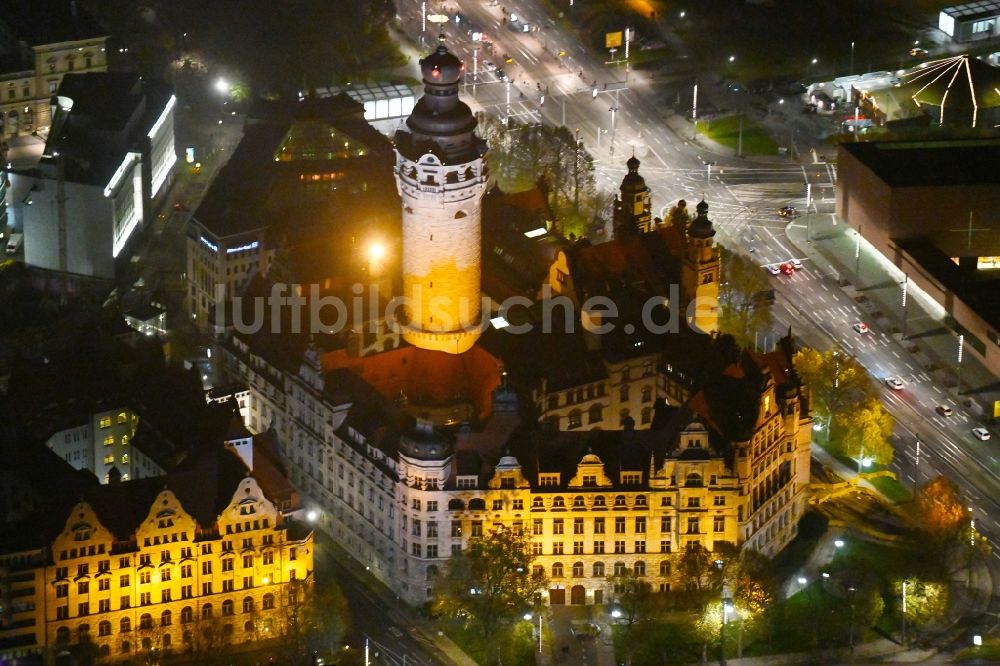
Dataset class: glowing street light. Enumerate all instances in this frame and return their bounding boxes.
[834,539,845,548]
[306,509,318,523]
[728,55,735,63]
[368,242,385,263]
[214,77,230,94]
[797,576,808,585]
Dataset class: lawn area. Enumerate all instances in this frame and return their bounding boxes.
[868,475,912,504]
[440,621,535,665]
[955,637,1000,662]
[696,115,779,155]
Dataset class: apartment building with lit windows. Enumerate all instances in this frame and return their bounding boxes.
[0,446,313,663]
[0,0,108,141]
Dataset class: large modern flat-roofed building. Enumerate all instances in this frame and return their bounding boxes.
[939,1,1000,42]
[4,72,176,278]
[837,139,1000,380]
[0,0,109,141]
[186,95,394,328]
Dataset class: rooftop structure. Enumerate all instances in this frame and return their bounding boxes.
[939,1,1000,42]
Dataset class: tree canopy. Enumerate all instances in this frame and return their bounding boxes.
[831,397,895,467]
[794,348,874,423]
[717,244,774,347]
[435,526,546,640]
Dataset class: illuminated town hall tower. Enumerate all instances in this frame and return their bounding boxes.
[394,40,488,354]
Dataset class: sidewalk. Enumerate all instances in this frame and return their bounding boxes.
[784,212,999,423]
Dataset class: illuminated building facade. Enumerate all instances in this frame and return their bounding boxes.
[0,0,108,141]
[0,453,313,663]
[394,42,488,354]
[3,73,175,279]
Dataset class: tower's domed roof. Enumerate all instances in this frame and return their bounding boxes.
[398,420,454,461]
[620,155,646,191]
[688,200,716,238]
[420,41,465,86]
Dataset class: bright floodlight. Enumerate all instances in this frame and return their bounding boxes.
[523,613,532,621]
[524,227,547,238]
[611,609,622,618]
[490,316,511,330]
[811,58,818,65]
[728,56,735,63]
[368,242,385,262]
[821,572,830,579]
[797,577,807,585]
[834,539,844,548]
[215,78,229,93]
[306,509,318,523]
[974,635,983,646]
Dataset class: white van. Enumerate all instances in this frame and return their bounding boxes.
[5,232,23,255]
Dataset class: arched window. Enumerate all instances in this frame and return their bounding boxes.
[572,562,585,577]
[162,633,171,648]
[160,610,172,626]
[468,498,486,511]
[98,621,112,637]
[222,599,234,616]
[592,562,605,577]
[180,606,193,624]
[659,560,671,576]
[551,562,564,578]
[568,409,582,429]
[182,630,192,644]
[201,603,212,619]
[448,498,465,510]
[685,473,703,487]
[614,495,627,507]
[222,624,234,638]
[614,562,627,576]
[446,172,459,184]
[573,495,586,508]
[121,640,131,654]
[139,614,153,630]
[593,495,606,508]
[141,637,151,651]
[552,496,565,508]
[635,495,647,507]
[641,407,652,424]
[532,497,544,509]
[262,593,275,610]
[120,617,131,633]
[244,620,254,633]
[634,561,646,576]
[99,645,110,657]
[588,403,603,424]
[243,596,254,613]
[642,386,653,402]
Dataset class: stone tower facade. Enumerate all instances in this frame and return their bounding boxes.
[394,41,488,354]
[682,200,720,334]
[612,155,652,235]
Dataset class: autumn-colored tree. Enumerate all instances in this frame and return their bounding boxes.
[717,244,774,347]
[681,543,712,590]
[794,348,874,424]
[916,476,967,538]
[831,397,894,467]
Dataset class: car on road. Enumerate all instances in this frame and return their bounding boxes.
[853,322,869,334]
[909,47,928,57]
[936,405,953,417]
[885,377,904,390]
[973,427,991,441]
[779,262,794,275]
[778,206,797,218]
[790,258,803,270]
[388,626,404,639]
[766,264,781,276]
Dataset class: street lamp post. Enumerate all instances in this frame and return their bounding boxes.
[609,88,620,158]
[850,41,856,75]
[901,274,909,338]
[854,227,862,282]
[901,580,908,645]
[848,586,857,663]
[956,333,964,394]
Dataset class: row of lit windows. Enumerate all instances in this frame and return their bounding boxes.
[55,592,278,624]
[98,412,131,429]
[541,559,671,578]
